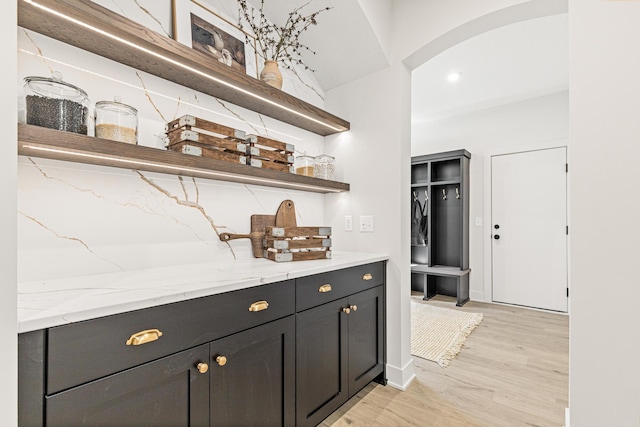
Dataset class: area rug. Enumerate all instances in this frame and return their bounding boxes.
[411,301,483,367]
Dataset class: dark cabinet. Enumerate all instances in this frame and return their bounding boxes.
[296,298,348,426]
[19,262,386,427]
[42,317,296,427]
[296,285,384,427]
[210,316,295,427]
[46,344,210,427]
[411,149,471,306]
[347,287,385,393]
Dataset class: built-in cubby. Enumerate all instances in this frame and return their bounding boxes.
[411,149,471,306]
[431,158,461,183]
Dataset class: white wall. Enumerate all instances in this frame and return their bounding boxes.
[325,62,414,388]
[17,2,328,283]
[2,0,17,424]
[569,0,640,425]
[412,91,569,301]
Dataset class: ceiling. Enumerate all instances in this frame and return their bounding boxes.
[411,13,569,123]
[204,1,568,121]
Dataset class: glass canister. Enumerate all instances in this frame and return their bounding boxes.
[95,98,138,144]
[295,152,315,176]
[23,72,89,134]
[314,154,335,180]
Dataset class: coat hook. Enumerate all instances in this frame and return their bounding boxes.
[456,187,460,199]
[425,189,429,201]
[442,188,447,200]
[413,191,418,202]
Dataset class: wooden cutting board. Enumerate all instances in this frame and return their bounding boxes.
[275,199,297,228]
[219,214,275,258]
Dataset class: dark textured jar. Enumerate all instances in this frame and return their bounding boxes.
[23,73,89,134]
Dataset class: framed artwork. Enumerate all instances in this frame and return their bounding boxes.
[172,0,259,78]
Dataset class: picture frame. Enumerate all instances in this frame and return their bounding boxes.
[172,0,259,79]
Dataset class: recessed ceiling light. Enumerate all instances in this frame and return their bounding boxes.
[447,71,462,83]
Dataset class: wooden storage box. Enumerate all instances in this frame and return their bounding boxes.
[246,134,295,174]
[166,115,246,140]
[263,226,332,262]
[165,115,248,164]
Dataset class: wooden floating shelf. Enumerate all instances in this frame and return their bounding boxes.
[17,0,350,136]
[18,124,350,193]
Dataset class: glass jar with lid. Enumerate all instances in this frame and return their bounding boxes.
[23,71,89,134]
[314,153,335,180]
[95,97,138,144]
[295,152,315,176]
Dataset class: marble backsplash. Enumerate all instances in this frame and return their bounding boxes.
[17,0,331,282]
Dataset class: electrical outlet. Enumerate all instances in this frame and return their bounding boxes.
[344,215,353,231]
[360,215,374,232]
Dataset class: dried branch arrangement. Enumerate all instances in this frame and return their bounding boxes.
[237,0,332,71]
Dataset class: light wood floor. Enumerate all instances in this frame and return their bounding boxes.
[321,294,569,427]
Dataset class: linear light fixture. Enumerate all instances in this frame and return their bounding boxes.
[24,0,347,133]
[21,144,345,193]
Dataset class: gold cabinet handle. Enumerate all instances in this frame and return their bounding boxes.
[216,355,227,366]
[197,362,209,374]
[125,329,163,346]
[350,305,358,312]
[318,284,332,293]
[248,300,269,312]
[342,307,351,314]
[362,273,373,281]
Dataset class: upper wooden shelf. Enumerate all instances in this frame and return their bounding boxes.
[17,0,350,136]
[18,124,350,193]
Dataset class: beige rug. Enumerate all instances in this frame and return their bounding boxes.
[411,300,483,367]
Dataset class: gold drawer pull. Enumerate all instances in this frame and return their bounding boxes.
[126,329,163,346]
[216,355,227,366]
[196,362,209,374]
[248,300,269,312]
[342,307,351,314]
[350,305,358,312]
[362,273,373,281]
[318,284,332,293]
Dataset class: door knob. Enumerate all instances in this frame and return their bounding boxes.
[494,235,500,240]
[196,362,209,374]
[216,356,227,366]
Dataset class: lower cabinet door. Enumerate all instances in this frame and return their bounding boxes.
[296,298,349,427]
[348,286,385,394]
[209,316,295,427]
[45,344,210,427]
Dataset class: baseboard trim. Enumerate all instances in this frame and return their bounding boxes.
[385,358,416,390]
[470,290,485,302]
[564,407,570,427]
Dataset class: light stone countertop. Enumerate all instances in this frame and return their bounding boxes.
[17,251,389,333]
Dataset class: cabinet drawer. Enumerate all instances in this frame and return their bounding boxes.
[296,262,384,311]
[47,279,294,394]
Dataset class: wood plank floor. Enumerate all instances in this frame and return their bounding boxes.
[321,294,569,427]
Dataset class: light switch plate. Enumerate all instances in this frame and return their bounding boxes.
[475,217,483,227]
[344,215,353,231]
[360,215,374,232]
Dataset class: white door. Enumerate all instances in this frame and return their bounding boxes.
[491,147,567,312]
